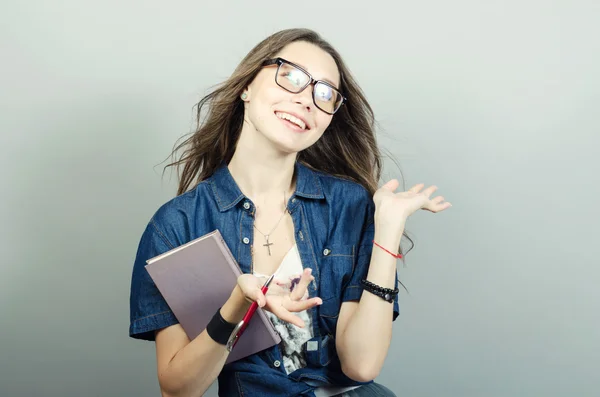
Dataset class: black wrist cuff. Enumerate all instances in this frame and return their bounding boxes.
[360,279,399,303]
[206,307,237,345]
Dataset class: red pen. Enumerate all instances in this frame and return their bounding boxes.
[226,273,275,351]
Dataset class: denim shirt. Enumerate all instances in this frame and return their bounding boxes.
[129,161,400,397]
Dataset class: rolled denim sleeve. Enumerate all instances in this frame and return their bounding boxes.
[341,195,400,321]
[128,218,179,341]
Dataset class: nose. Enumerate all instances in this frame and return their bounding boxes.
[291,86,313,112]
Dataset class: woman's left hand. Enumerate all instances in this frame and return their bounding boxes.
[373,179,452,232]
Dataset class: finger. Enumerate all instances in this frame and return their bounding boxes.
[285,297,323,312]
[430,195,452,209]
[251,289,267,307]
[238,275,265,305]
[408,183,425,193]
[290,268,313,301]
[238,273,262,288]
[426,200,452,212]
[431,196,445,205]
[381,179,400,192]
[269,304,305,328]
[421,185,438,197]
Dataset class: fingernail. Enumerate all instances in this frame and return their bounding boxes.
[317,299,323,305]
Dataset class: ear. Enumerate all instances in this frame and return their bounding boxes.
[241,87,251,101]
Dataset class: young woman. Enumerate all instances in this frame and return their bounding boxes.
[129,28,451,397]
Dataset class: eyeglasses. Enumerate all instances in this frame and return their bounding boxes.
[261,57,346,115]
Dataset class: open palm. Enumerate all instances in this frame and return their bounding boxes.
[374,180,452,225]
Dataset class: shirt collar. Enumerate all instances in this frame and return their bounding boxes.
[209,161,325,212]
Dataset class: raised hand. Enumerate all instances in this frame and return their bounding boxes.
[373,179,451,233]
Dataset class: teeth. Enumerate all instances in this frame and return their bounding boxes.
[276,112,307,130]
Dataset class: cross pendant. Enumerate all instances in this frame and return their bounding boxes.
[263,235,274,256]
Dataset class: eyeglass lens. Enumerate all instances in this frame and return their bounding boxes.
[276,62,342,114]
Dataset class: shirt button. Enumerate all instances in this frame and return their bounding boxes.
[243,237,250,244]
[291,198,296,203]
[273,360,281,368]
[243,202,251,210]
[323,248,331,256]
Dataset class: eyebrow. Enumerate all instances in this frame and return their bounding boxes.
[293,60,339,89]
[321,77,339,88]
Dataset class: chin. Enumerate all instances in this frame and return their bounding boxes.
[272,140,309,155]
[270,131,319,154]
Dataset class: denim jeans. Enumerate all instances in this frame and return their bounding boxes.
[341,382,396,397]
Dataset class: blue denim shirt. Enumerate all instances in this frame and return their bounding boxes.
[129,161,399,396]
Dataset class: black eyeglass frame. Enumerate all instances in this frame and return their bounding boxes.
[261,57,346,115]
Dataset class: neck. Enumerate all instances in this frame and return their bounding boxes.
[227,129,297,208]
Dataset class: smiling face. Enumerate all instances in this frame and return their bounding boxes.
[241,41,341,154]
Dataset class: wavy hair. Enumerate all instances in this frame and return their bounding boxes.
[163,28,413,259]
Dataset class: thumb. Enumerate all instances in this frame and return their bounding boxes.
[254,289,266,307]
[381,179,400,192]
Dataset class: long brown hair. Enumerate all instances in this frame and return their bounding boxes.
[163,28,413,259]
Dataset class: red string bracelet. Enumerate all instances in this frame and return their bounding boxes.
[372,240,403,259]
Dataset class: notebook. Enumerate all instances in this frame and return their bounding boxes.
[145,229,281,364]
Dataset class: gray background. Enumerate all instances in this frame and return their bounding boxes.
[1,0,598,396]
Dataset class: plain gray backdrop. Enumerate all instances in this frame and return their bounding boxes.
[2,1,598,396]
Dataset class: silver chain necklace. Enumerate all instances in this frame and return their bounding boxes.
[253,193,288,256]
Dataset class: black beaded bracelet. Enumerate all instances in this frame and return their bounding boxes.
[360,279,399,303]
[206,307,237,345]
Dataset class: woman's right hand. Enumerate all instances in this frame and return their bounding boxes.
[236,268,322,328]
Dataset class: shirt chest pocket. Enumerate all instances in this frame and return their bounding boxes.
[317,243,355,316]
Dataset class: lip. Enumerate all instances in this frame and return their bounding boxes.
[274,110,311,131]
